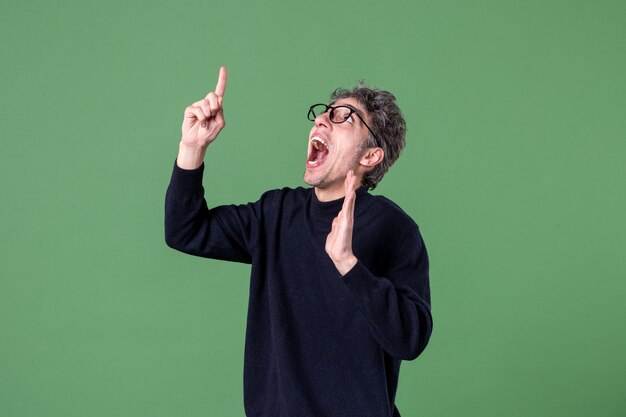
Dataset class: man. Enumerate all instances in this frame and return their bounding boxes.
[165,67,432,417]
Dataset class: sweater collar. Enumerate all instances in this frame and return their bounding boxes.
[308,185,372,225]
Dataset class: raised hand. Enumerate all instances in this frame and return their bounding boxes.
[325,170,359,276]
[177,67,227,169]
[181,66,228,148]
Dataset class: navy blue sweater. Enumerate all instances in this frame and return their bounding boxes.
[165,162,432,417]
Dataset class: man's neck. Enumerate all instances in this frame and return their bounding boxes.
[313,179,363,202]
[314,186,344,202]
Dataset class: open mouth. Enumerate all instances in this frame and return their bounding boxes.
[306,136,329,168]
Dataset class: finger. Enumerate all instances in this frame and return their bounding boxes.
[329,215,340,233]
[206,92,220,115]
[342,170,357,205]
[348,170,357,191]
[200,99,213,118]
[214,104,225,129]
[215,66,227,97]
[185,105,207,124]
[190,99,212,118]
[342,171,357,222]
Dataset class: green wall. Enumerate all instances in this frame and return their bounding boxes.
[1,0,625,416]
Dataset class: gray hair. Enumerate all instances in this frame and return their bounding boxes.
[330,82,406,189]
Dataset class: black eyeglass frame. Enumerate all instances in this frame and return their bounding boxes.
[307,103,380,147]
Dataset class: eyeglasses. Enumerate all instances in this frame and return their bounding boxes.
[307,103,380,146]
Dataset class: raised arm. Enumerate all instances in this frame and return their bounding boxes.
[165,67,260,264]
[177,66,228,170]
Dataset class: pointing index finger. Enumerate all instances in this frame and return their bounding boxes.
[215,66,227,97]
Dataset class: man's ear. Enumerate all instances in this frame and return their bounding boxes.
[359,147,384,170]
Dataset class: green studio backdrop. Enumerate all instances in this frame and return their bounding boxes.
[1,0,625,416]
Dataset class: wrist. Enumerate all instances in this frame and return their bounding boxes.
[334,255,358,276]
[177,142,207,170]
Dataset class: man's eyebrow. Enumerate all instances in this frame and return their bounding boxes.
[346,105,369,125]
[333,102,365,118]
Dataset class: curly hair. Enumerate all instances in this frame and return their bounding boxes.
[330,82,407,189]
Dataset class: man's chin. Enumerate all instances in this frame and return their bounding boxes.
[303,175,319,187]
[303,170,321,187]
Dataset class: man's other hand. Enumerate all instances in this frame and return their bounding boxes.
[325,170,359,276]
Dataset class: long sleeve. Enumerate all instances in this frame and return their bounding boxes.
[341,225,432,361]
[164,161,261,263]
[164,174,431,415]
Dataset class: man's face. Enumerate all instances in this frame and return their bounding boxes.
[304,97,372,194]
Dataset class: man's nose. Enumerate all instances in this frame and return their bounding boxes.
[315,111,331,129]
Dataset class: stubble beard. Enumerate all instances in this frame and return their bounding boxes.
[303,168,325,188]
[303,150,362,189]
